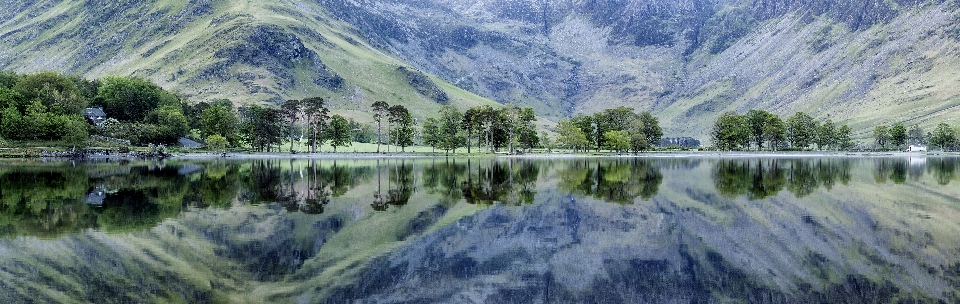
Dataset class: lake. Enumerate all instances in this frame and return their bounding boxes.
[1,156,958,303]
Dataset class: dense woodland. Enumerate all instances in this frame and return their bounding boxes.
[0,71,188,147]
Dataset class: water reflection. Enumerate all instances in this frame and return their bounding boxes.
[712,158,853,199]
[2,157,960,303]
[557,158,662,204]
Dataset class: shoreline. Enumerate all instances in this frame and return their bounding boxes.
[4,150,958,161]
[169,151,960,160]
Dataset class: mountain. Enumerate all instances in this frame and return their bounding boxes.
[3,0,960,140]
[0,0,499,123]
[318,0,960,139]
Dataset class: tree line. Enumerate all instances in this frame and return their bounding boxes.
[420,104,537,154]
[874,122,960,151]
[190,97,382,153]
[554,107,663,154]
[711,110,853,151]
[712,109,960,152]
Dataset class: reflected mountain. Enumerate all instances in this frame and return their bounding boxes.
[1,157,959,303]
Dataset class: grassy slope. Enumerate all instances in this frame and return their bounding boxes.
[0,0,500,123]
[664,5,960,142]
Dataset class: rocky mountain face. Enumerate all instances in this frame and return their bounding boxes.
[2,0,960,138]
[319,0,960,139]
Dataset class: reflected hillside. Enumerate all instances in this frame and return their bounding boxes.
[0,157,959,302]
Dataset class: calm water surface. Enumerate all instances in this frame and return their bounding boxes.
[1,157,958,303]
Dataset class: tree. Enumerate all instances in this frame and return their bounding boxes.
[638,112,663,149]
[907,124,926,145]
[12,71,86,115]
[389,105,414,152]
[348,119,375,143]
[303,97,329,153]
[95,76,177,122]
[281,99,301,153]
[150,105,190,143]
[200,106,239,145]
[371,101,389,153]
[602,107,640,132]
[206,134,229,154]
[61,116,89,149]
[627,118,649,153]
[421,117,441,153]
[516,107,538,153]
[0,106,24,139]
[604,130,630,154]
[540,131,555,153]
[474,105,498,153]
[327,114,351,153]
[437,105,463,154]
[889,123,907,150]
[874,125,889,150]
[711,112,749,151]
[462,107,482,153]
[763,114,786,151]
[747,109,773,151]
[815,119,836,151]
[786,112,816,150]
[931,123,956,151]
[242,105,282,152]
[836,124,853,151]
[557,118,589,152]
[591,111,609,152]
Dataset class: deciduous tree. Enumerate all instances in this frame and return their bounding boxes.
[874,125,889,150]
[786,112,816,150]
[889,123,907,150]
[931,123,955,151]
[437,105,464,154]
[604,130,630,154]
[200,106,239,145]
[327,114,351,153]
[711,112,749,151]
[836,124,853,151]
[557,118,589,152]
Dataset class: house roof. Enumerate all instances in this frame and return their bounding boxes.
[85,108,106,117]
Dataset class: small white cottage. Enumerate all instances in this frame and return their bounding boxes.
[906,145,927,152]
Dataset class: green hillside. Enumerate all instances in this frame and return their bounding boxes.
[0,0,499,123]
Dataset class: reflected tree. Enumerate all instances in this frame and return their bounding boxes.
[0,165,95,238]
[712,159,851,200]
[927,158,957,185]
[461,159,540,205]
[558,159,662,204]
[873,159,910,184]
[387,159,415,207]
[422,158,468,206]
[713,160,751,198]
[192,160,241,208]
